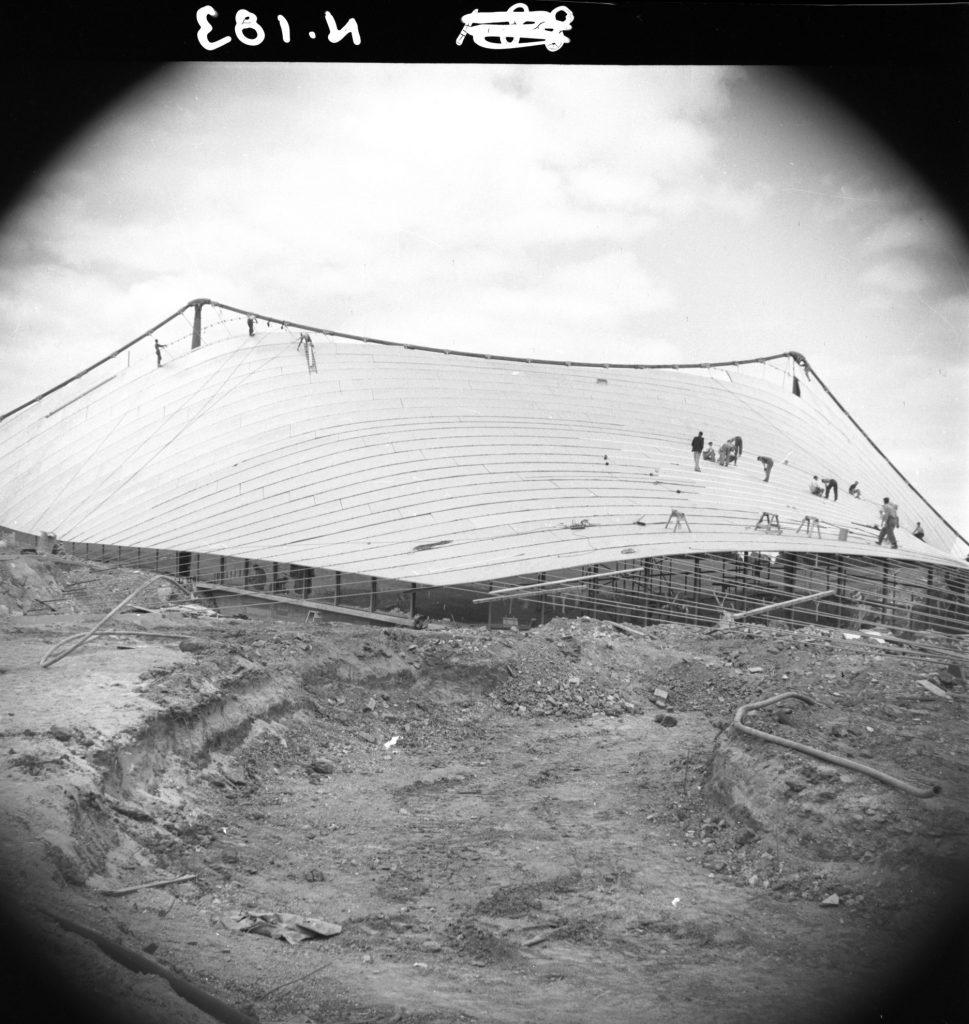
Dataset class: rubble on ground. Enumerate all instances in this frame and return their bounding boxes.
[1,554,967,1024]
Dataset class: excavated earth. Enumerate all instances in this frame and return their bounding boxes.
[0,552,968,1024]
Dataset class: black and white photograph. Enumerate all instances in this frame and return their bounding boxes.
[0,5,966,1024]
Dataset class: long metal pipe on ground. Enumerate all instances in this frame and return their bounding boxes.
[40,573,195,668]
[44,909,259,1024]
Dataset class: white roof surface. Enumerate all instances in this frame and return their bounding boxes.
[0,305,964,585]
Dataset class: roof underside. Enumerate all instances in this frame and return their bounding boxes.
[0,303,965,585]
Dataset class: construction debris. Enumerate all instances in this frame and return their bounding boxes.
[224,911,342,944]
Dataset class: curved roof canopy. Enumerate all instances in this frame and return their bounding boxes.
[0,299,965,586]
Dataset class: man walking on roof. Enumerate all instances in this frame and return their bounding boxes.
[876,497,899,549]
[691,431,704,471]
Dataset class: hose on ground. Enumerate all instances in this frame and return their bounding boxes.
[731,691,940,799]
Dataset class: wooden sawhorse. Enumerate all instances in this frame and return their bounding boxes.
[796,516,822,538]
[665,509,691,532]
[754,512,782,533]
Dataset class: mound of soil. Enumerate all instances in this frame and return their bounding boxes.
[0,554,967,1024]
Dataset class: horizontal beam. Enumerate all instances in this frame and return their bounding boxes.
[730,588,835,621]
[472,563,649,604]
[195,581,415,627]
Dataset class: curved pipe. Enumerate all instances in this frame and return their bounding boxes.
[41,574,195,668]
[731,691,940,799]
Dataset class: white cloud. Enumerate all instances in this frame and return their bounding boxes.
[859,208,955,256]
[859,257,934,294]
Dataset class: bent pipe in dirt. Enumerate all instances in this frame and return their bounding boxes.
[43,909,260,1024]
[41,573,196,668]
[731,691,941,799]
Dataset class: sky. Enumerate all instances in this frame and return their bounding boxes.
[0,63,966,539]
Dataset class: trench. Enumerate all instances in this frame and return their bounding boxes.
[17,623,968,1024]
[94,668,305,803]
[60,655,429,884]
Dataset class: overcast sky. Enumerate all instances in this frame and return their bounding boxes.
[0,63,966,538]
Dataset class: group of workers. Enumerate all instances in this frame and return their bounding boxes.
[809,476,839,500]
[689,430,927,547]
[693,432,744,470]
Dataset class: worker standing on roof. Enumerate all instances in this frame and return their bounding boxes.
[691,431,704,472]
[876,497,899,548]
[756,455,773,482]
[822,477,838,500]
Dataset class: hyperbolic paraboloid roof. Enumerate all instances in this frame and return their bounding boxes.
[0,299,966,585]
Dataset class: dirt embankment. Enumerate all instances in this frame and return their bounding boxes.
[1,553,968,1024]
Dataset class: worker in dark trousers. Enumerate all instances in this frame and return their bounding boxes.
[822,477,838,500]
[691,430,704,471]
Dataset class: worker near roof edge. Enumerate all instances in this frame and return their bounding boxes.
[691,430,704,471]
[876,497,899,549]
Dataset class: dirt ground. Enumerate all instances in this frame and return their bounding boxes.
[1,551,968,1024]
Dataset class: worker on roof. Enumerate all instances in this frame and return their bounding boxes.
[702,442,716,462]
[876,497,899,549]
[691,430,704,472]
[809,476,824,497]
[822,477,838,501]
[848,481,861,498]
[718,441,736,466]
[756,455,773,482]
